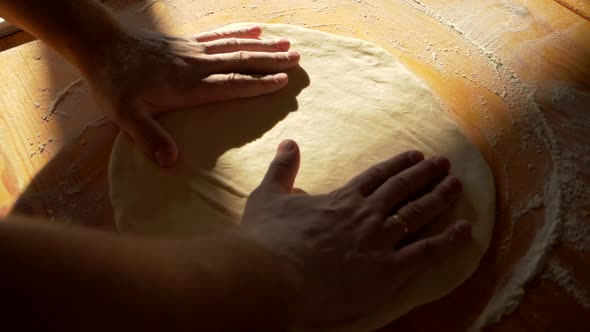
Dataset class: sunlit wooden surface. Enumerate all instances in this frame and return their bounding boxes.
[0,0,588,330]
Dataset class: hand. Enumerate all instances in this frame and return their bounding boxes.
[241,140,472,327]
[85,25,300,167]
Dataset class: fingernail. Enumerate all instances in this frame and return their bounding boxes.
[444,176,462,192]
[247,26,261,33]
[408,150,424,163]
[453,221,471,239]
[278,140,296,153]
[274,73,288,83]
[155,149,170,168]
[275,38,290,48]
[432,156,450,169]
[286,51,300,61]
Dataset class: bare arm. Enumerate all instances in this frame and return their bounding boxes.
[0,1,297,329]
[0,1,470,329]
[0,216,295,331]
[0,0,299,166]
[0,0,121,75]
[0,144,469,330]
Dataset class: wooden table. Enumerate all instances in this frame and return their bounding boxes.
[0,0,588,330]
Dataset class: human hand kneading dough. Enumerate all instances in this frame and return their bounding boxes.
[0,0,479,330]
[4,0,299,167]
[241,140,472,326]
[86,26,300,167]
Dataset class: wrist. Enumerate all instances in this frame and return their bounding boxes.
[179,228,302,330]
[73,19,126,78]
[229,229,303,328]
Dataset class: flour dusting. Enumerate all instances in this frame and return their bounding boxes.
[134,0,159,13]
[542,256,590,309]
[46,78,86,119]
[397,0,590,329]
[99,0,590,328]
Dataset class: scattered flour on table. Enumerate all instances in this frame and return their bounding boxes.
[46,78,86,119]
[134,0,159,13]
[551,82,577,112]
[87,0,590,328]
[512,191,544,222]
[542,256,590,309]
[123,0,589,327]
[397,0,590,329]
[74,116,111,143]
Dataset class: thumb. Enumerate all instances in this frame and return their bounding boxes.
[260,140,301,193]
[118,109,178,168]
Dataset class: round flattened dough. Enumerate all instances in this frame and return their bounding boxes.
[109,23,495,332]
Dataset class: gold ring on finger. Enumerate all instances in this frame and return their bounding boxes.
[385,214,409,234]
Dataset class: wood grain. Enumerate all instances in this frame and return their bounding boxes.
[0,31,34,52]
[0,0,588,330]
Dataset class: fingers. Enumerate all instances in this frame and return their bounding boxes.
[260,140,301,193]
[383,175,463,245]
[202,50,300,75]
[203,38,291,54]
[193,25,262,43]
[292,188,308,194]
[116,109,178,167]
[369,156,451,215]
[343,151,424,196]
[190,73,289,105]
[392,220,472,281]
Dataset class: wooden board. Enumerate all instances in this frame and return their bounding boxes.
[0,31,34,52]
[0,0,588,330]
[0,18,20,38]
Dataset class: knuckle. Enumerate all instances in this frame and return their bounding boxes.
[323,198,356,220]
[269,157,294,176]
[333,186,359,202]
[236,50,249,61]
[356,204,378,220]
[270,157,292,170]
[224,73,240,85]
[226,37,239,47]
[429,190,445,205]
[404,201,425,219]
[320,205,344,220]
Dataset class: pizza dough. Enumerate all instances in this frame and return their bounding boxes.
[109,23,495,331]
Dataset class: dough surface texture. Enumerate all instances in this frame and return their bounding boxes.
[109,23,495,332]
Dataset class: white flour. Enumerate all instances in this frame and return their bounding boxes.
[542,256,590,309]
[95,0,590,328]
[396,0,590,329]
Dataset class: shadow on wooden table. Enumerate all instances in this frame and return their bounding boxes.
[9,0,313,232]
[7,0,191,229]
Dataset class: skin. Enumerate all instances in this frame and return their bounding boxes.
[243,141,471,327]
[0,1,472,331]
[0,0,300,166]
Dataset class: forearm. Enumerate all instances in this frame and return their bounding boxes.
[0,0,122,74]
[0,216,294,331]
